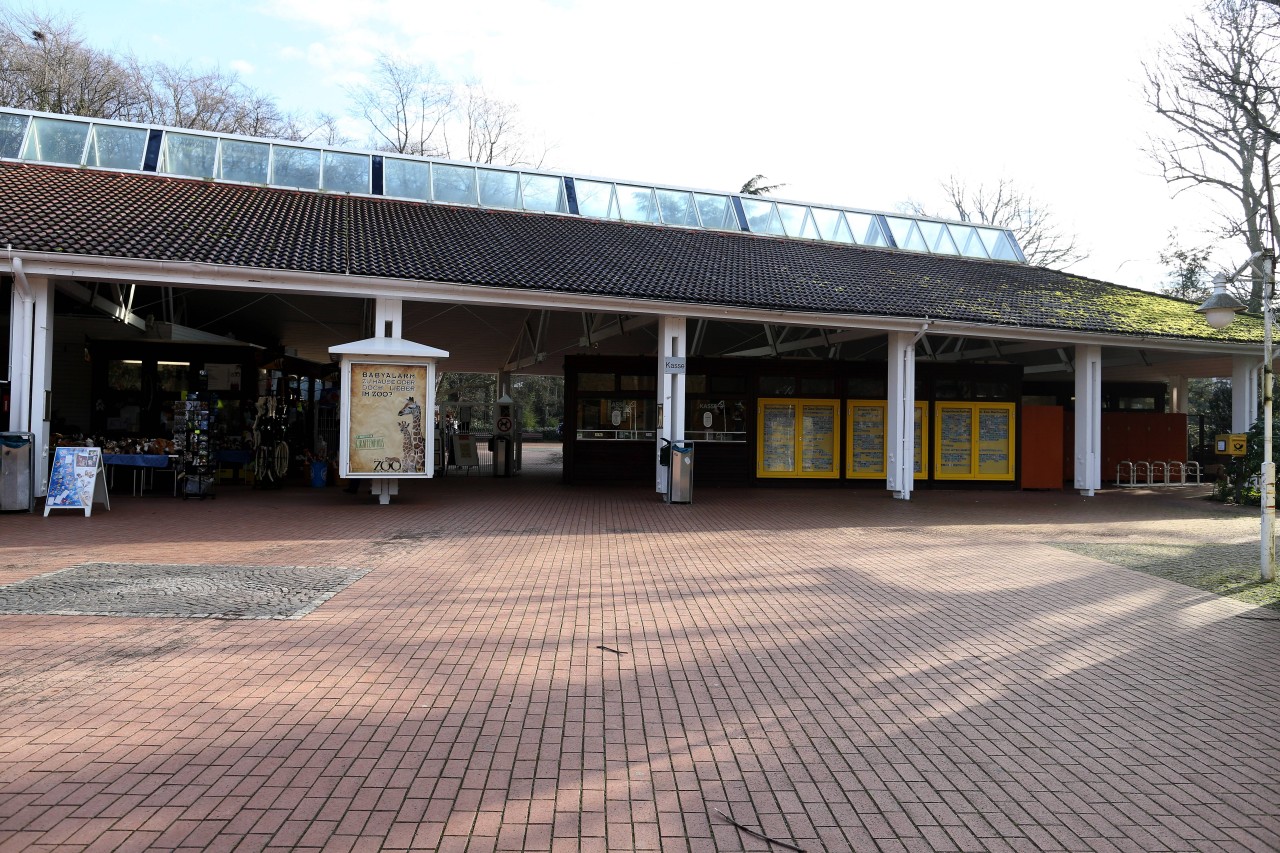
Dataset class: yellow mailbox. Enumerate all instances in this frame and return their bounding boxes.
[1216,433,1248,456]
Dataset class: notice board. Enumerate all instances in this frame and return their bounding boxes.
[756,398,840,479]
[933,402,1016,481]
[846,400,929,480]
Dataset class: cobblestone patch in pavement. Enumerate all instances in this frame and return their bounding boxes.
[0,563,369,619]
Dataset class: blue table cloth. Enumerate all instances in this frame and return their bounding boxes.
[102,454,172,468]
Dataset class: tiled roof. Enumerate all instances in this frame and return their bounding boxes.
[0,162,1261,343]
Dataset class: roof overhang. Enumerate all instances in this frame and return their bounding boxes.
[1,250,1264,359]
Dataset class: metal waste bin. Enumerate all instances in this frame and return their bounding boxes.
[0,432,35,512]
[667,442,694,504]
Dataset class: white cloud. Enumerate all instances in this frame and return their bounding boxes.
[229,59,255,76]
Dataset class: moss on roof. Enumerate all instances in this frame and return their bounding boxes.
[1057,275,1264,342]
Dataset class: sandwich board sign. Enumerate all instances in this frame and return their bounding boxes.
[44,447,110,517]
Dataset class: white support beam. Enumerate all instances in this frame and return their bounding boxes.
[724,327,883,358]
[371,298,403,504]
[691,319,707,356]
[7,266,33,433]
[18,275,54,496]
[1169,375,1189,415]
[1233,355,1260,433]
[56,281,147,330]
[503,310,552,372]
[1074,344,1102,496]
[886,330,917,500]
[584,313,655,345]
[656,316,686,495]
[374,298,402,340]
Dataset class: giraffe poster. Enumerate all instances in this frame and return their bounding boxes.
[346,362,430,475]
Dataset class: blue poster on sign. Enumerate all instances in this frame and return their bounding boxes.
[44,447,110,517]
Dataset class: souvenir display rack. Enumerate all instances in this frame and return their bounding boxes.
[175,396,216,499]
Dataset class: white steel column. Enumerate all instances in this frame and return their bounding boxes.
[29,276,53,496]
[1232,355,1260,433]
[374,298,402,339]
[1169,375,1189,415]
[656,316,686,494]
[1073,344,1102,496]
[7,262,34,433]
[886,331,916,500]
[370,298,403,505]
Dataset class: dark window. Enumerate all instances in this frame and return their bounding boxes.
[620,374,656,391]
[578,372,615,392]
[759,376,796,395]
[711,375,747,394]
[799,377,835,396]
[848,376,887,398]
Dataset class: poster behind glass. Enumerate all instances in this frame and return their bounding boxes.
[347,362,429,475]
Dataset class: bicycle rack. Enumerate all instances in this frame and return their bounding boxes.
[1115,459,1203,487]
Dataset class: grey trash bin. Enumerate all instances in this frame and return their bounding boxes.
[0,432,35,513]
[667,442,694,504]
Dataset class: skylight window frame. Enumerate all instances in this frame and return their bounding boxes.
[216,137,272,186]
[20,115,92,167]
[85,123,148,171]
[0,106,1031,265]
[0,112,31,161]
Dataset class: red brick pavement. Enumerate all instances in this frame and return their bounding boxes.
[1,446,1278,851]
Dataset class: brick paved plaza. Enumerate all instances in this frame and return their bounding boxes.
[1,446,1278,852]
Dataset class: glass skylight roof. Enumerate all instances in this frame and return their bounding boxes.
[0,108,1027,264]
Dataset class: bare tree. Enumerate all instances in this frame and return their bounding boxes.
[1144,0,1280,310]
[348,56,546,167]
[128,60,300,138]
[453,82,543,166]
[739,174,785,196]
[299,112,354,147]
[0,9,143,118]
[347,55,453,157]
[904,176,1087,268]
[0,9,302,139]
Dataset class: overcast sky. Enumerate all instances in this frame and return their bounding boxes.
[35,0,1233,292]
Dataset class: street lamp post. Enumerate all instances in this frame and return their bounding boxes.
[1197,250,1276,582]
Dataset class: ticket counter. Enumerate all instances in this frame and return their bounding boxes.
[562,355,1022,488]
